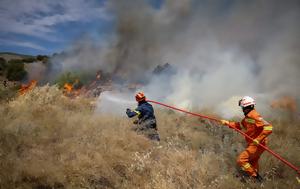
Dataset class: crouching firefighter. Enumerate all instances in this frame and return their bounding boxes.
[220,96,273,182]
[126,92,160,141]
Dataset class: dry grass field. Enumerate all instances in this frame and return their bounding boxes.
[0,86,299,188]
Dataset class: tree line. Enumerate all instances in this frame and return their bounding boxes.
[0,55,49,81]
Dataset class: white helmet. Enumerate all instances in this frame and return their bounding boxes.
[239,96,255,108]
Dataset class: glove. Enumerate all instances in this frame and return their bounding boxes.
[220,120,229,125]
[252,139,260,146]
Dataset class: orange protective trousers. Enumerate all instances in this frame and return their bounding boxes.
[237,143,265,176]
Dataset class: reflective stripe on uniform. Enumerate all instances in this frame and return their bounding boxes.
[245,118,255,124]
[133,110,141,116]
[260,117,270,125]
[263,125,273,131]
[253,139,259,145]
[241,163,251,170]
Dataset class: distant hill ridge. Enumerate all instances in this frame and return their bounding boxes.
[0,52,35,61]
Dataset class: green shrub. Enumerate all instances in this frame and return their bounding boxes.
[22,57,36,63]
[55,71,91,88]
[0,57,7,75]
[36,55,49,62]
[55,72,80,88]
[6,59,27,81]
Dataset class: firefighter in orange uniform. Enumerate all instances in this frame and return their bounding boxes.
[221,96,273,182]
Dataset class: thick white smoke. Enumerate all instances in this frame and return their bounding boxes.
[96,91,136,116]
[51,0,300,118]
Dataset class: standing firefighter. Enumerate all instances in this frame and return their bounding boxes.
[126,92,160,141]
[220,96,273,182]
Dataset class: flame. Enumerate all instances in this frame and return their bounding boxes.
[63,82,83,98]
[62,70,112,98]
[19,80,37,95]
[64,83,73,93]
[271,96,297,112]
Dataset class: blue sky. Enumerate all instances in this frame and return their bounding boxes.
[0,0,164,55]
[0,0,116,55]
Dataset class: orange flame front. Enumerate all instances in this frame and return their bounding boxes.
[63,82,83,98]
[19,80,37,95]
[271,96,297,112]
[64,83,73,93]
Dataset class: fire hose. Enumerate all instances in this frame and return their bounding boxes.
[147,100,300,175]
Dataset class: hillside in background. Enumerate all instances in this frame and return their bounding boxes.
[0,52,35,61]
[0,52,50,83]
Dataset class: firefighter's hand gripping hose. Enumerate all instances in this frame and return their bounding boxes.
[147,100,300,175]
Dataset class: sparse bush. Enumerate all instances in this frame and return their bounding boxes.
[6,59,27,81]
[22,57,36,63]
[55,72,80,88]
[55,71,90,88]
[0,57,7,75]
[36,55,49,62]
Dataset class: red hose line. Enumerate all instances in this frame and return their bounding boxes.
[147,100,300,175]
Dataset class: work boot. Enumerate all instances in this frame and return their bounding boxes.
[237,170,249,183]
[147,132,160,141]
[253,174,263,183]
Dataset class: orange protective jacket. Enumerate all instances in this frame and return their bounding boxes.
[228,109,273,144]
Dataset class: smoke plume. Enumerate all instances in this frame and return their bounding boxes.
[52,0,300,118]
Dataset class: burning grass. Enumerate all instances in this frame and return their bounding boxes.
[0,86,299,188]
[18,80,37,95]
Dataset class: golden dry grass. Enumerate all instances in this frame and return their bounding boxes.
[0,86,299,188]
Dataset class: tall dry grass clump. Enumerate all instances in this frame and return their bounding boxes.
[0,86,299,188]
